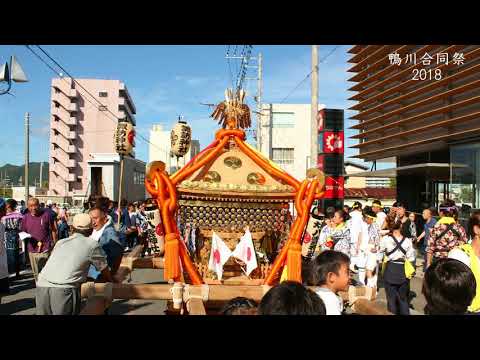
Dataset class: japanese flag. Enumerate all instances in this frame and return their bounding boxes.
[208,232,232,280]
[232,229,258,276]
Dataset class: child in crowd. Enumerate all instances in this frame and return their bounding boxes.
[258,281,326,315]
[422,258,476,315]
[309,250,350,315]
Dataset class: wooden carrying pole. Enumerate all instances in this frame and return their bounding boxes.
[117,154,125,227]
[80,245,144,315]
[79,282,391,315]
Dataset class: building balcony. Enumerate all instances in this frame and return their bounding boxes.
[51,119,70,134]
[66,144,76,153]
[69,88,78,98]
[119,84,136,114]
[51,148,68,163]
[67,131,76,140]
[68,102,78,112]
[66,115,77,126]
[118,99,136,125]
[51,135,67,149]
[66,159,76,168]
[67,173,76,182]
[51,162,69,179]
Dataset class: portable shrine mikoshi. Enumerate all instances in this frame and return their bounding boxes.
[144,89,326,287]
[79,89,388,315]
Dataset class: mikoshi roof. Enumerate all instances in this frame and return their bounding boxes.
[173,135,299,201]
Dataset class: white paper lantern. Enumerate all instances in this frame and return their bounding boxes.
[170,120,191,157]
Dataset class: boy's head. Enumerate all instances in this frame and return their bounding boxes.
[351,201,362,212]
[362,206,376,225]
[258,281,326,315]
[309,250,350,293]
[422,258,476,315]
[371,200,382,213]
[221,297,258,315]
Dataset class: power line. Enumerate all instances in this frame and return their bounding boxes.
[278,45,342,104]
[25,45,170,154]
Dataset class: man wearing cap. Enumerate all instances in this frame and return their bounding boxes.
[36,214,118,315]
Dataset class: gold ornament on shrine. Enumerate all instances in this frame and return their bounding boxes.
[211,88,251,129]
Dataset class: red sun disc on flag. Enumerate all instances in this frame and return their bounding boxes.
[247,247,252,261]
[303,232,312,244]
[214,249,220,264]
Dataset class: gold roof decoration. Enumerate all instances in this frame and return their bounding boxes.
[211,88,251,129]
[178,145,296,199]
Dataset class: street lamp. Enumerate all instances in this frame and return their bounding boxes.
[0,55,28,95]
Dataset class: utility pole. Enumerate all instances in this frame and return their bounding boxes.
[257,53,263,151]
[24,112,30,203]
[311,45,319,168]
[242,51,263,150]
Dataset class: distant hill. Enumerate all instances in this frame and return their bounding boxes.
[0,162,49,187]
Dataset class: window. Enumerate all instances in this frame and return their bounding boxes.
[133,171,145,185]
[99,91,108,97]
[272,112,295,128]
[272,148,294,164]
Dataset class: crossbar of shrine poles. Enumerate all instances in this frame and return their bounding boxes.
[79,245,392,316]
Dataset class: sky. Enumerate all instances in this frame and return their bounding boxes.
[0,45,373,168]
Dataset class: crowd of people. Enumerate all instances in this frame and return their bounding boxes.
[0,195,160,314]
[221,199,480,316]
[1,194,480,316]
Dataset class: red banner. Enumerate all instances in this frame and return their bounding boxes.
[323,131,344,154]
[324,176,344,199]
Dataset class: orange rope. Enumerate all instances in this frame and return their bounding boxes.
[264,180,319,285]
[233,136,300,190]
[170,136,229,185]
[215,128,246,140]
[160,173,178,213]
[294,181,309,218]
